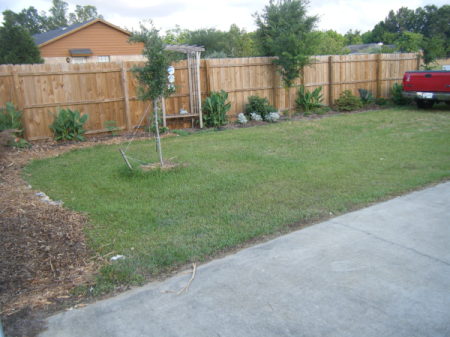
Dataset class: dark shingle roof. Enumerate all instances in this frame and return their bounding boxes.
[33,19,96,45]
[347,43,396,54]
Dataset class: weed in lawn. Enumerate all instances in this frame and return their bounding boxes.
[24,108,450,294]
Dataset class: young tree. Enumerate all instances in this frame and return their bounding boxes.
[255,0,318,112]
[130,24,179,167]
[0,18,43,64]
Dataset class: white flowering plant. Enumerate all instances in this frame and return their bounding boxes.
[264,112,280,122]
[250,112,263,121]
[237,113,248,124]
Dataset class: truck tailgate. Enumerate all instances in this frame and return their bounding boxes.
[403,71,450,93]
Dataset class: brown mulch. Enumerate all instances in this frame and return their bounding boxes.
[0,135,139,336]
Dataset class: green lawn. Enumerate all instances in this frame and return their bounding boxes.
[24,108,450,294]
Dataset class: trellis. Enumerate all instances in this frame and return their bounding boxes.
[119,44,205,170]
[163,44,205,128]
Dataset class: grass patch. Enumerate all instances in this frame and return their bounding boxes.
[24,108,450,294]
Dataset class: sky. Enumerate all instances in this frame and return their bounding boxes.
[0,0,448,34]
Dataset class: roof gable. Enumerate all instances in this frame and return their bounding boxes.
[33,18,131,47]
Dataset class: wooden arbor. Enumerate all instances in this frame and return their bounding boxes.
[163,44,205,128]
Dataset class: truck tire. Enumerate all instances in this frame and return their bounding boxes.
[416,99,434,109]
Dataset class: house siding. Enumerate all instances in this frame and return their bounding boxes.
[39,21,143,58]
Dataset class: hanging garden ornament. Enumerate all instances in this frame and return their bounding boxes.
[167,66,175,75]
[168,74,175,83]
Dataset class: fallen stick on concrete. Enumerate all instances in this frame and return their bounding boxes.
[162,263,197,295]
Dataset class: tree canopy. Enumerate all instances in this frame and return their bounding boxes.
[254,0,318,88]
[0,17,43,64]
[163,25,258,58]
[2,0,103,35]
[366,5,449,63]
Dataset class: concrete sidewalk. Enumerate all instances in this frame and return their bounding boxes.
[40,182,450,337]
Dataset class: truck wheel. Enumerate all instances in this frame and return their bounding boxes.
[416,99,434,109]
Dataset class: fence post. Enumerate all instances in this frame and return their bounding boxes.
[328,56,334,106]
[272,63,279,111]
[376,54,383,98]
[120,62,132,131]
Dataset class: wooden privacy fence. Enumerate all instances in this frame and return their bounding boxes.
[0,53,419,140]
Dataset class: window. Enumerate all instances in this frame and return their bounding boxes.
[97,56,110,63]
[72,57,87,64]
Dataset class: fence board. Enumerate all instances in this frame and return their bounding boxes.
[0,53,419,140]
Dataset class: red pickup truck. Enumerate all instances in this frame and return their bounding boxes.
[402,71,450,108]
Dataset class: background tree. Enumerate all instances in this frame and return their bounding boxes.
[130,24,179,167]
[312,30,349,55]
[224,24,258,57]
[163,25,257,58]
[2,1,103,35]
[255,0,318,112]
[1,7,46,34]
[395,31,423,52]
[365,5,449,64]
[47,0,69,29]
[184,28,228,57]
[344,29,363,45]
[0,17,43,64]
[68,5,103,24]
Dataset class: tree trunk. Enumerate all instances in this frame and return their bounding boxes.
[153,98,164,167]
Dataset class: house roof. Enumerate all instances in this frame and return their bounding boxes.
[347,43,396,54]
[33,18,132,47]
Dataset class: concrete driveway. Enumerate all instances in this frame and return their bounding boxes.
[40,182,450,337]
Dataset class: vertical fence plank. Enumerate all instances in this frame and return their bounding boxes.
[11,67,28,137]
[376,54,383,98]
[328,56,334,105]
[120,62,132,131]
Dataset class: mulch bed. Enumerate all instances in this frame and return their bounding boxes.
[0,136,132,336]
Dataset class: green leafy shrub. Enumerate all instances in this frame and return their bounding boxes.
[295,85,324,115]
[391,83,411,105]
[0,102,22,132]
[0,102,29,147]
[202,90,231,128]
[245,95,275,120]
[50,108,88,141]
[335,90,363,111]
[315,105,331,115]
[358,89,374,105]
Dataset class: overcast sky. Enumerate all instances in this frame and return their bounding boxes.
[0,0,447,34]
